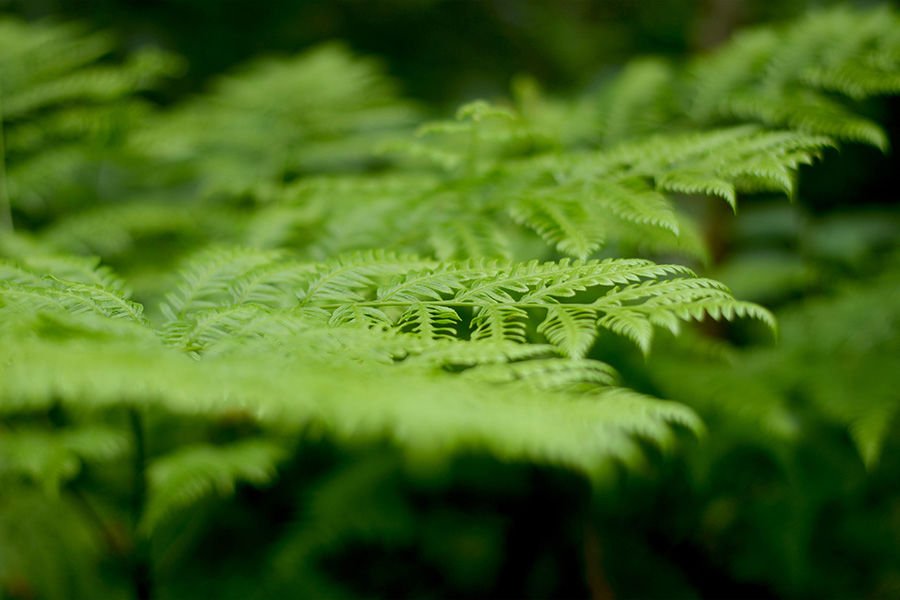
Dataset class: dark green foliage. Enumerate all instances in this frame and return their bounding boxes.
[1,5,899,599]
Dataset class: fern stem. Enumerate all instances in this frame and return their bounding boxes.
[69,485,130,559]
[129,408,153,600]
[583,519,615,600]
[0,94,13,233]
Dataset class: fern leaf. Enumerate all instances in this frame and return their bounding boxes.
[470,305,529,343]
[161,247,282,321]
[301,251,433,305]
[509,193,605,259]
[657,171,737,212]
[398,303,461,340]
[142,439,287,532]
[593,179,681,234]
[537,305,599,359]
[464,358,618,391]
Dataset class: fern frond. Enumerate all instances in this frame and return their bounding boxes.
[0,269,144,324]
[142,438,287,532]
[137,42,418,194]
[0,18,181,222]
[398,303,461,340]
[597,58,676,146]
[0,425,128,493]
[465,358,618,392]
[538,305,599,359]
[166,251,771,357]
[510,192,606,259]
[300,250,434,305]
[160,247,284,321]
[687,6,900,147]
[470,305,529,343]
[1,334,702,474]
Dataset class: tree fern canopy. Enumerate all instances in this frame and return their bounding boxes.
[1,4,899,599]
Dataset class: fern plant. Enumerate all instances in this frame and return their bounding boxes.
[0,17,181,228]
[1,5,899,599]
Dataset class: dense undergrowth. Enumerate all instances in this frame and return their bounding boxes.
[1,6,899,599]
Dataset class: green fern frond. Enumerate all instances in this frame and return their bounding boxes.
[0,18,181,222]
[163,251,771,357]
[160,247,285,321]
[687,6,900,147]
[1,332,702,475]
[464,358,618,391]
[0,258,144,324]
[509,192,606,259]
[597,58,676,146]
[470,305,529,343]
[142,438,287,532]
[537,305,599,359]
[0,425,128,493]
[398,303,461,340]
[137,42,418,194]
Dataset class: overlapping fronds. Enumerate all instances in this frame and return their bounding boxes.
[0,425,128,493]
[0,17,181,220]
[142,439,288,531]
[688,6,900,148]
[0,7,897,598]
[0,252,728,490]
[651,254,900,468]
[267,120,830,263]
[162,249,772,358]
[135,43,418,196]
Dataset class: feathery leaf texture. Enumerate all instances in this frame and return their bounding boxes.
[0,18,181,218]
[0,250,743,489]
[0,10,898,587]
[687,6,900,148]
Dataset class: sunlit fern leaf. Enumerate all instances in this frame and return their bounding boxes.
[509,193,606,259]
[376,264,467,304]
[725,91,887,150]
[538,305,599,359]
[0,277,145,324]
[597,310,656,356]
[398,303,461,340]
[657,171,736,212]
[401,338,555,368]
[592,178,680,233]
[300,251,434,305]
[0,334,703,475]
[470,305,529,343]
[2,254,127,289]
[160,247,284,321]
[168,250,772,356]
[464,358,618,392]
[328,304,393,329]
[162,304,276,355]
[142,438,287,532]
